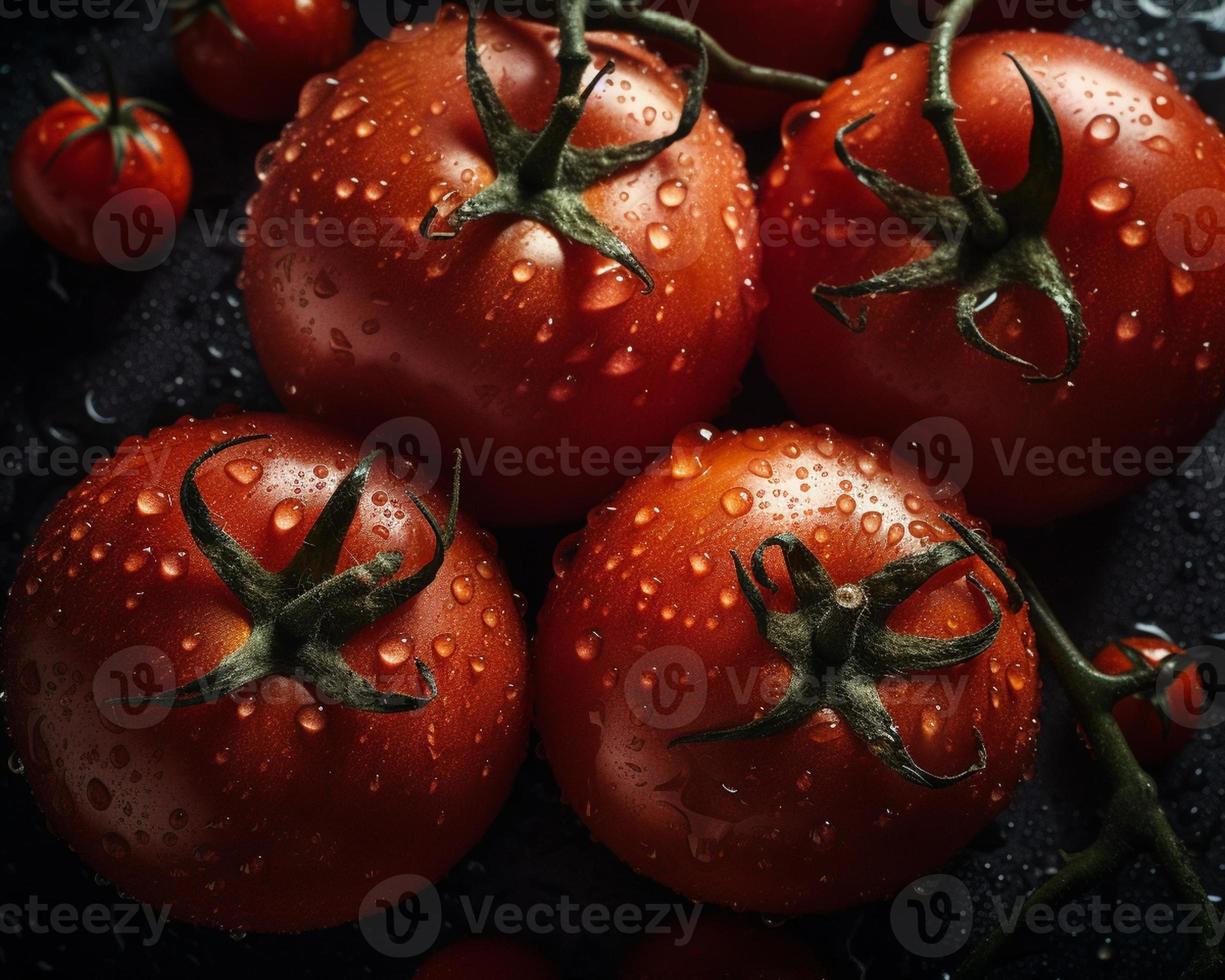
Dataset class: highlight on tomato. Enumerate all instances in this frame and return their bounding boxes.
[534,422,1039,914]
[2,412,529,932]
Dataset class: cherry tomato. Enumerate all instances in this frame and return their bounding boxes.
[1091,636,1205,768]
[415,937,558,979]
[655,0,874,132]
[242,7,763,525]
[619,911,830,979]
[2,412,528,931]
[172,0,355,122]
[758,34,1225,525]
[10,70,190,265]
[534,423,1039,914]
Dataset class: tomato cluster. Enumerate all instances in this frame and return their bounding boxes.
[4,2,1219,974]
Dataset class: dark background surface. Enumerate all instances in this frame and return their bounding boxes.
[2,1,1225,977]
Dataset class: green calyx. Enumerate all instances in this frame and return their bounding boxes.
[110,435,461,714]
[168,0,251,44]
[419,0,709,294]
[815,0,1085,382]
[674,514,1024,789]
[45,62,170,182]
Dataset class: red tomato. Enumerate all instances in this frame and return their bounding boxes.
[10,71,190,264]
[415,938,558,979]
[534,423,1039,914]
[2,413,528,932]
[242,8,763,525]
[172,0,355,122]
[619,912,829,980]
[758,34,1225,525]
[655,0,874,132]
[1091,636,1205,768]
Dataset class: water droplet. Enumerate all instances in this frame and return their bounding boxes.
[647,223,673,252]
[296,705,326,733]
[1116,311,1142,341]
[451,575,474,604]
[378,635,413,669]
[748,458,773,479]
[603,347,644,377]
[272,499,305,531]
[512,259,536,283]
[225,459,263,485]
[657,179,687,207]
[135,488,170,516]
[330,96,363,121]
[159,552,188,580]
[720,487,752,517]
[1143,135,1174,154]
[1118,220,1151,249]
[581,263,638,311]
[575,630,603,661]
[433,634,455,658]
[1086,114,1120,145]
[1086,178,1134,216]
[87,778,112,811]
[1152,94,1175,119]
[1171,267,1195,298]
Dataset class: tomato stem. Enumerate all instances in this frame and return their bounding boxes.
[955,563,1223,978]
[924,0,1010,249]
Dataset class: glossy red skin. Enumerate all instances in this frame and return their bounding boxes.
[415,938,558,979]
[656,0,874,132]
[10,95,190,263]
[1092,636,1204,768]
[759,34,1225,526]
[534,423,1039,915]
[173,0,355,122]
[242,9,763,526]
[2,413,529,932]
[618,912,829,980]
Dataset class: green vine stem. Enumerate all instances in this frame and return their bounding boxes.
[924,0,1009,248]
[586,0,827,99]
[956,563,1222,978]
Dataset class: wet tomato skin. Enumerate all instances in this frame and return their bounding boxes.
[534,423,1039,915]
[758,35,1225,525]
[173,0,355,122]
[10,95,190,264]
[1092,636,1205,768]
[242,10,763,526]
[2,413,528,932]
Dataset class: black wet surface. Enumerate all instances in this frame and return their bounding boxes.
[2,3,1225,978]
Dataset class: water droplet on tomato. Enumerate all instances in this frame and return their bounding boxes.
[272,499,304,531]
[1086,178,1134,216]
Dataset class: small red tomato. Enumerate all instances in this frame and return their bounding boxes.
[535,423,1039,915]
[415,938,558,980]
[10,69,190,264]
[2,413,529,932]
[656,0,875,132]
[1091,636,1205,768]
[172,0,355,122]
[619,911,830,979]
